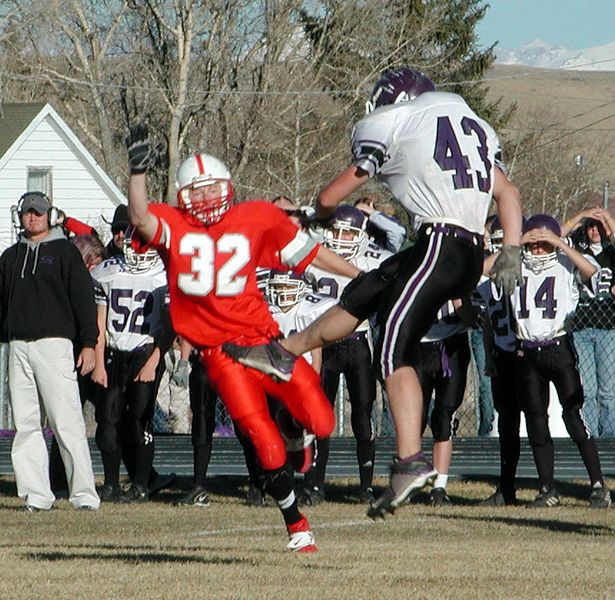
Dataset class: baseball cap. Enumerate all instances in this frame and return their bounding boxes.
[109,204,129,234]
[19,192,51,215]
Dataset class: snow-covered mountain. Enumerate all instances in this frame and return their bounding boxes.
[496,40,615,71]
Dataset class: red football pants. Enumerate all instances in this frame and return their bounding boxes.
[202,346,335,471]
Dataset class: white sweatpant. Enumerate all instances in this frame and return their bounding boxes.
[8,338,100,510]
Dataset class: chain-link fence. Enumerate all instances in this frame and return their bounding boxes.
[1,324,613,438]
[572,292,615,437]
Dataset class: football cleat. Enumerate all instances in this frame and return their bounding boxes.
[246,483,266,507]
[589,484,611,509]
[359,487,376,505]
[367,453,437,519]
[222,339,296,382]
[286,515,318,553]
[174,485,210,507]
[429,487,451,507]
[148,472,176,497]
[99,483,123,503]
[528,486,560,508]
[299,485,325,507]
[480,487,517,507]
[119,483,149,504]
[21,505,49,513]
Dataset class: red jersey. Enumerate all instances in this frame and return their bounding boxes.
[143,201,319,348]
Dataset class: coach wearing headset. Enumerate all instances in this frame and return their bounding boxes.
[0,191,100,511]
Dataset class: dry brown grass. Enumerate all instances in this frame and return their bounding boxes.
[0,477,612,600]
[486,65,615,181]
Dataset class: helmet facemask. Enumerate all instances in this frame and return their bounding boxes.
[178,178,233,226]
[324,222,366,259]
[123,236,162,273]
[488,228,504,253]
[267,272,307,310]
[522,242,558,274]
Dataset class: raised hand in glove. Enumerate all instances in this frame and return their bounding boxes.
[490,245,521,295]
[171,358,190,388]
[125,124,159,174]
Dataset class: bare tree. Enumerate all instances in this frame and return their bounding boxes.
[504,107,602,220]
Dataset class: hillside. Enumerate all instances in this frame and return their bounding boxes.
[484,65,615,183]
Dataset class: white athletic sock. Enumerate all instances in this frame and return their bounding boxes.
[433,474,448,489]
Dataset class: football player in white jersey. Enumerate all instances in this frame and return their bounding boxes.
[511,214,611,508]
[91,230,173,502]
[413,299,472,506]
[478,217,523,506]
[223,67,523,518]
[303,205,392,505]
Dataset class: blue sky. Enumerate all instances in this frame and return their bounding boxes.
[476,0,615,50]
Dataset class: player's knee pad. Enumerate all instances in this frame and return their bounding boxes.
[350,412,373,442]
[262,465,294,503]
[234,412,286,471]
[95,425,119,454]
[525,415,551,447]
[562,408,590,443]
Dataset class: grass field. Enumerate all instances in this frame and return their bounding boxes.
[0,476,612,600]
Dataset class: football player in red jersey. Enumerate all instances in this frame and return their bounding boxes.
[125,125,359,552]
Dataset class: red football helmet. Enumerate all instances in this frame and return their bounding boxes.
[175,153,234,225]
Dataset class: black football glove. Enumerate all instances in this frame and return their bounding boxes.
[125,124,158,174]
[490,245,522,295]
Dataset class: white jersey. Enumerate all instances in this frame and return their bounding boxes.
[352,91,501,235]
[92,257,168,352]
[511,254,597,342]
[421,300,466,342]
[476,275,516,352]
[269,293,337,364]
[307,239,392,332]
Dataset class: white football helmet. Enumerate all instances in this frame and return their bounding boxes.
[323,205,367,259]
[488,216,504,254]
[123,226,162,273]
[176,153,233,225]
[267,270,307,309]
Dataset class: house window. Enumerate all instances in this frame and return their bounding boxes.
[27,167,53,200]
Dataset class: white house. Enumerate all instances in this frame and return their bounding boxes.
[0,102,126,250]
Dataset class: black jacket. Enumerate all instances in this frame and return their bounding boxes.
[0,228,98,347]
[573,237,615,330]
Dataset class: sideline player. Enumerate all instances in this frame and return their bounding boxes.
[479,217,522,506]
[305,205,391,505]
[91,229,171,502]
[512,214,611,508]
[125,126,360,551]
[414,299,473,506]
[224,67,523,518]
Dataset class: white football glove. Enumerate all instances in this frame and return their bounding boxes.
[171,358,190,388]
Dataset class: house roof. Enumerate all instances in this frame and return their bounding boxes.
[0,103,46,159]
[0,102,126,205]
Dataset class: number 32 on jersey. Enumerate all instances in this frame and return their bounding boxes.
[177,232,250,297]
